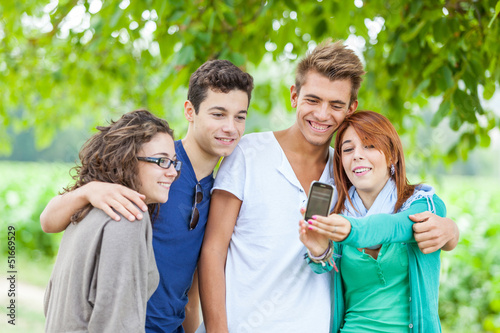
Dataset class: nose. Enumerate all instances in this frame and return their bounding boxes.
[166,165,178,179]
[314,102,329,121]
[353,146,364,160]
[222,118,236,133]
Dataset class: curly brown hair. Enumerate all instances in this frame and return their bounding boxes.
[62,109,174,223]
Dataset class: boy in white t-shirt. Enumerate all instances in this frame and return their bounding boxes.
[197,40,460,332]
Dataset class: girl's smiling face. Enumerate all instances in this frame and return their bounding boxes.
[341,126,391,208]
[137,132,178,204]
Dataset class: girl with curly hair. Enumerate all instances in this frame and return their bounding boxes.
[44,110,181,332]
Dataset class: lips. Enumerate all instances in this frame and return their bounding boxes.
[308,120,331,132]
[352,167,371,176]
[158,182,171,189]
[215,137,236,145]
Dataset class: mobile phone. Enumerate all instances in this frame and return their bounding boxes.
[304,181,334,221]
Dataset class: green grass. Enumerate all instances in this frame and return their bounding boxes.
[0,162,70,332]
[0,303,46,333]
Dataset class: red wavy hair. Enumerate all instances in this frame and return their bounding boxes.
[332,110,416,214]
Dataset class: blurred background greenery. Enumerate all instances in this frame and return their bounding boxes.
[1,0,499,332]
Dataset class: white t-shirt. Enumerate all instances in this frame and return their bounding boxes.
[204,131,334,333]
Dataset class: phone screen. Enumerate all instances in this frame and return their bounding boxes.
[305,182,333,221]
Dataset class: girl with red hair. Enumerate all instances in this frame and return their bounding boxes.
[300,110,449,332]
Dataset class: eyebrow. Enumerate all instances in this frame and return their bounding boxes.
[209,106,248,114]
[208,106,228,112]
[304,94,347,105]
[151,153,176,159]
[341,140,352,147]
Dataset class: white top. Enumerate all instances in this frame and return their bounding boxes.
[207,131,334,332]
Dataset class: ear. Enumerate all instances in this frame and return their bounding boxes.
[347,100,358,116]
[290,85,298,108]
[184,100,196,122]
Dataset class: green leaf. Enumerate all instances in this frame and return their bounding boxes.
[483,81,496,100]
[156,1,168,20]
[174,45,195,66]
[445,143,459,163]
[314,19,328,37]
[433,18,452,44]
[312,4,324,16]
[479,130,491,147]
[422,57,443,78]
[462,70,477,92]
[170,9,186,22]
[449,109,462,131]
[443,66,454,90]
[196,32,211,44]
[453,89,477,123]
[468,58,483,78]
[431,98,451,126]
[487,0,500,28]
[284,0,298,12]
[388,39,407,65]
[207,9,216,35]
[227,52,246,66]
[436,66,454,91]
[408,1,423,16]
[223,11,238,26]
[109,7,123,29]
[412,78,430,98]
[401,21,426,42]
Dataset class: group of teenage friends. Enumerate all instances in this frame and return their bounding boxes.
[41,40,459,333]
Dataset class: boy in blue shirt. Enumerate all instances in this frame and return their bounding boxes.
[40,59,254,332]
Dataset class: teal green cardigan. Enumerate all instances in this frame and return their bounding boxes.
[307,195,446,333]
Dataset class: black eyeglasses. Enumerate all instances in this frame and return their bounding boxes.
[137,156,182,180]
[137,156,182,171]
[189,183,203,230]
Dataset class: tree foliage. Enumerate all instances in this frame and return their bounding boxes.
[1,0,499,162]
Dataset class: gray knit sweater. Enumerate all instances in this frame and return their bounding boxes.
[44,207,159,332]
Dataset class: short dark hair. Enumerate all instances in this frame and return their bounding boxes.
[296,40,365,106]
[187,60,254,114]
